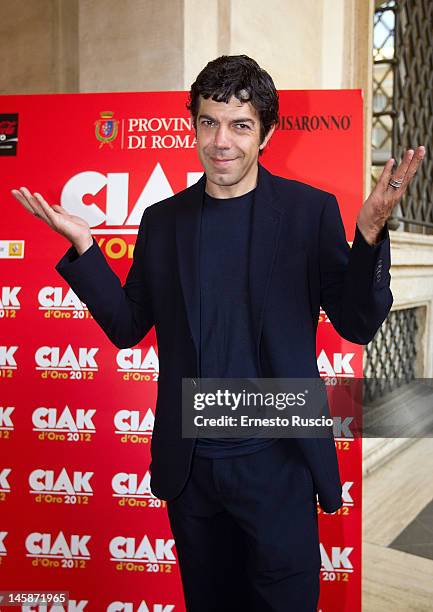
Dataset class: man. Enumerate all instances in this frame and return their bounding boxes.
[12,55,425,611]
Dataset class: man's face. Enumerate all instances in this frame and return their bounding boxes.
[195,95,274,197]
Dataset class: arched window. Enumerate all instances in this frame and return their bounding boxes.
[373,0,432,234]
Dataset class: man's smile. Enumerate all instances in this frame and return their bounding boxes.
[209,157,238,165]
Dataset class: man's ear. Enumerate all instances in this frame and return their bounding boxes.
[259,124,276,150]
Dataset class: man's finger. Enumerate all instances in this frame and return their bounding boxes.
[386,149,414,193]
[382,146,425,196]
[19,187,52,225]
[33,192,57,216]
[34,193,66,227]
[377,151,412,195]
[376,158,395,193]
[51,204,68,216]
[11,189,39,216]
[398,145,426,191]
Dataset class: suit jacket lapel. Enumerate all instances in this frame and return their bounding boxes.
[175,174,206,358]
[249,164,283,347]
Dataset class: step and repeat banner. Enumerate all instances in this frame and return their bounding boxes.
[0,90,363,611]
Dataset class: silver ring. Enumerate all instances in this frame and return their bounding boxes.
[388,178,403,189]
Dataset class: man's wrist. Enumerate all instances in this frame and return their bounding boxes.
[73,235,93,256]
[356,223,382,246]
[356,210,385,246]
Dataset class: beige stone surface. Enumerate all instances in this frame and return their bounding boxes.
[390,231,433,379]
[0,0,78,94]
[363,542,433,611]
[230,0,323,89]
[0,0,375,137]
[183,0,219,90]
[363,438,433,547]
[78,0,184,92]
[363,438,433,610]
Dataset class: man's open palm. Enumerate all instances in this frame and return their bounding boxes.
[11,187,93,254]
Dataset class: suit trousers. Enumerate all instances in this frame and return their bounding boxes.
[166,439,321,611]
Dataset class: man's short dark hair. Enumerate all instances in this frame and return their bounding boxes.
[187,55,279,145]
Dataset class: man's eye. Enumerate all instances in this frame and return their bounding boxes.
[201,120,214,126]
[235,123,249,130]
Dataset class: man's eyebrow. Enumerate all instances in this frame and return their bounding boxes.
[198,114,216,122]
[197,114,256,124]
[231,117,255,124]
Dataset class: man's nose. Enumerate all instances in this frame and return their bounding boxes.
[214,125,230,148]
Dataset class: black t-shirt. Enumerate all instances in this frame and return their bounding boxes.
[195,188,277,458]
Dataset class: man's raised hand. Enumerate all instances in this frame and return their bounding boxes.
[11,187,93,255]
[356,145,426,245]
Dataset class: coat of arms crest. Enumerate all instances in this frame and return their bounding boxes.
[95,111,119,148]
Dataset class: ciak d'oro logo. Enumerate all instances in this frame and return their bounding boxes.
[95,111,119,148]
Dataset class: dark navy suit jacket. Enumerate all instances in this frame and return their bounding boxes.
[56,164,393,513]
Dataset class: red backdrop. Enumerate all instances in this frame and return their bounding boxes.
[0,90,363,611]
